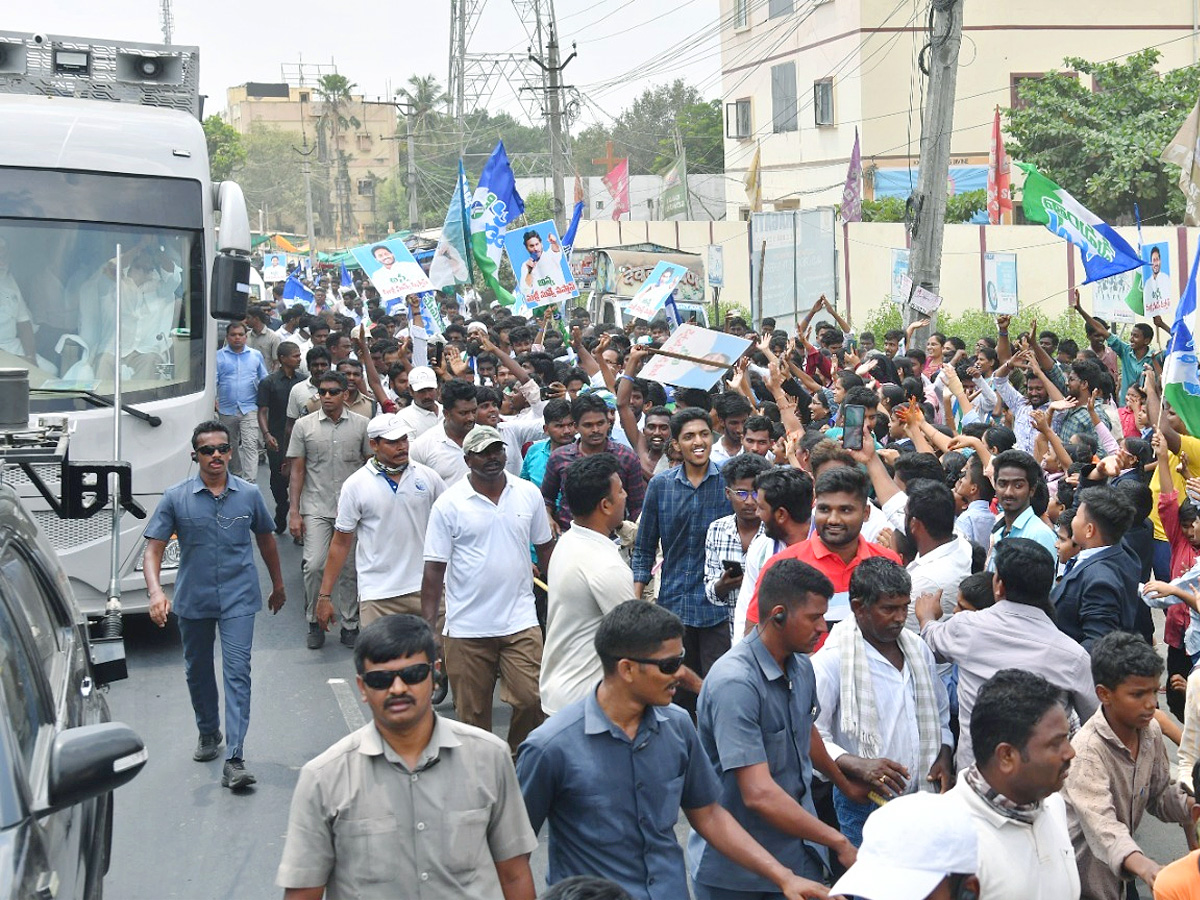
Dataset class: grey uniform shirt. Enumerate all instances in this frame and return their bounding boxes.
[276,716,538,900]
[286,408,371,517]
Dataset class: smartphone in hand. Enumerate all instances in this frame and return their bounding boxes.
[842,404,866,451]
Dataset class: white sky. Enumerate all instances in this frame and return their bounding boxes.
[7,1,722,127]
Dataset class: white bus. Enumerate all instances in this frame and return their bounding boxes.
[0,32,251,615]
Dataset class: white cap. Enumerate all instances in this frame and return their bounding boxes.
[829,793,978,900]
[409,366,438,393]
[466,320,489,335]
[366,413,412,441]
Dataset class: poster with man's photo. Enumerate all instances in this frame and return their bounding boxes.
[639,324,752,391]
[626,261,689,322]
[503,220,578,308]
[262,253,288,281]
[1141,242,1174,317]
[350,238,436,302]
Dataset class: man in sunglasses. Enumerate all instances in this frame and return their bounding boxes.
[277,615,539,900]
[287,371,372,650]
[703,454,772,618]
[517,601,827,900]
[142,421,287,791]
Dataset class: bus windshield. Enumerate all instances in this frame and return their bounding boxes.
[0,168,206,411]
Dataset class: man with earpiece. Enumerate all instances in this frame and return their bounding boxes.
[689,558,870,898]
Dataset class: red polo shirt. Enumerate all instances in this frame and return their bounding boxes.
[747,535,901,627]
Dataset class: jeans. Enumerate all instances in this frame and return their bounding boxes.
[833,786,877,849]
[219,410,261,484]
[177,613,255,760]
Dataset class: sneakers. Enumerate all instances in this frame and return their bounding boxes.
[307,622,325,649]
[193,730,223,762]
[340,627,359,648]
[221,757,257,791]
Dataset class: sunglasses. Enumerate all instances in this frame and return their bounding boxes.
[196,443,232,456]
[624,653,686,675]
[317,387,344,396]
[727,489,759,501]
[361,663,433,690]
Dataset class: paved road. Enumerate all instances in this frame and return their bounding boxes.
[98,502,1192,899]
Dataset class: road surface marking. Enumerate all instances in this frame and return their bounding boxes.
[328,677,366,732]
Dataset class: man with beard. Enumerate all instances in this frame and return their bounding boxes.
[394,365,441,439]
[746,465,900,633]
[992,340,1055,457]
[945,669,1080,900]
[734,466,815,637]
[617,346,674,480]
[421,425,555,755]
[691,560,861,897]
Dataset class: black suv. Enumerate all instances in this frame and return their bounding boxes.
[0,484,144,899]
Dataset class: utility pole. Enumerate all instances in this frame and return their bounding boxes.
[904,0,963,338]
[529,25,576,227]
[295,95,318,271]
[383,98,422,233]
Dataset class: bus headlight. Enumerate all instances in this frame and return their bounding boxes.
[133,537,180,571]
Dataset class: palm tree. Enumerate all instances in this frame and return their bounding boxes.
[398,74,448,136]
[316,73,362,241]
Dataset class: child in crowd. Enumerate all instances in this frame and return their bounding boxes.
[1063,632,1196,899]
[953,571,995,613]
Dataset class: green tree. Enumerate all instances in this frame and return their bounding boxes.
[518,191,555,226]
[232,123,325,236]
[203,115,245,183]
[1004,49,1200,224]
[315,73,362,237]
[856,189,986,223]
[572,80,723,176]
[399,74,448,135]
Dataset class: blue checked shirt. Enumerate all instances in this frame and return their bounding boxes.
[633,462,732,628]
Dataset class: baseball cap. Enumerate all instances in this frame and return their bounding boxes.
[366,413,412,441]
[581,386,617,410]
[829,793,978,900]
[409,366,438,393]
[462,424,504,455]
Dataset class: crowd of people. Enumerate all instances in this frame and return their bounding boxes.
[157,266,1200,899]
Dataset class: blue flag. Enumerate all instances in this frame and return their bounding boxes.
[340,262,352,289]
[429,160,475,290]
[1017,162,1143,285]
[1164,245,1200,436]
[470,142,524,306]
[282,273,313,307]
[562,200,585,255]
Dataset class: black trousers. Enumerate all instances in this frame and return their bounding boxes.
[266,443,289,528]
[677,622,733,717]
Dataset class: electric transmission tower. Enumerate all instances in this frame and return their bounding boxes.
[160,0,174,45]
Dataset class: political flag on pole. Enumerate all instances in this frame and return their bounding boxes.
[1122,205,1146,316]
[1016,162,1143,285]
[1163,239,1200,436]
[429,159,475,290]
[1162,93,1200,227]
[340,262,352,289]
[562,173,585,257]
[469,142,524,306]
[841,128,862,223]
[987,108,1012,225]
[661,152,689,220]
[745,144,763,213]
[282,273,313,307]
[602,158,631,221]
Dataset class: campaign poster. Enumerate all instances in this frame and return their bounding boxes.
[890,249,910,306]
[707,244,724,288]
[639,324,753,391]
[898,275,942,316]
[1141,241,1174,317]
[1092,271,1137,324]
[503,220,578,308]
[983,252,1018,315]
[626,261,689,322]
[262,252,288,281]
[351,238,436,302]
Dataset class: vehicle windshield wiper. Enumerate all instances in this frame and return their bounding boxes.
[31,387,163,427]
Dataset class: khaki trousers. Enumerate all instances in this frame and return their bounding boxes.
[360,591,445,635]
[442,626,545,755]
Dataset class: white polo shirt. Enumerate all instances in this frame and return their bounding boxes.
[410,423,469,486]
[541,524,635,715]
[394,402,441,441]
[424,472,553,638]
[334,460,446,600]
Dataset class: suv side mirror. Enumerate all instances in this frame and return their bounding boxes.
[42,722,146,814]
[211,252,250,321]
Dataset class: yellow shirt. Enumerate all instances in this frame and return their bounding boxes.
[1151,434,1200,542]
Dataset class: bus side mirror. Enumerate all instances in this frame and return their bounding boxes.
[211,253,250,321]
